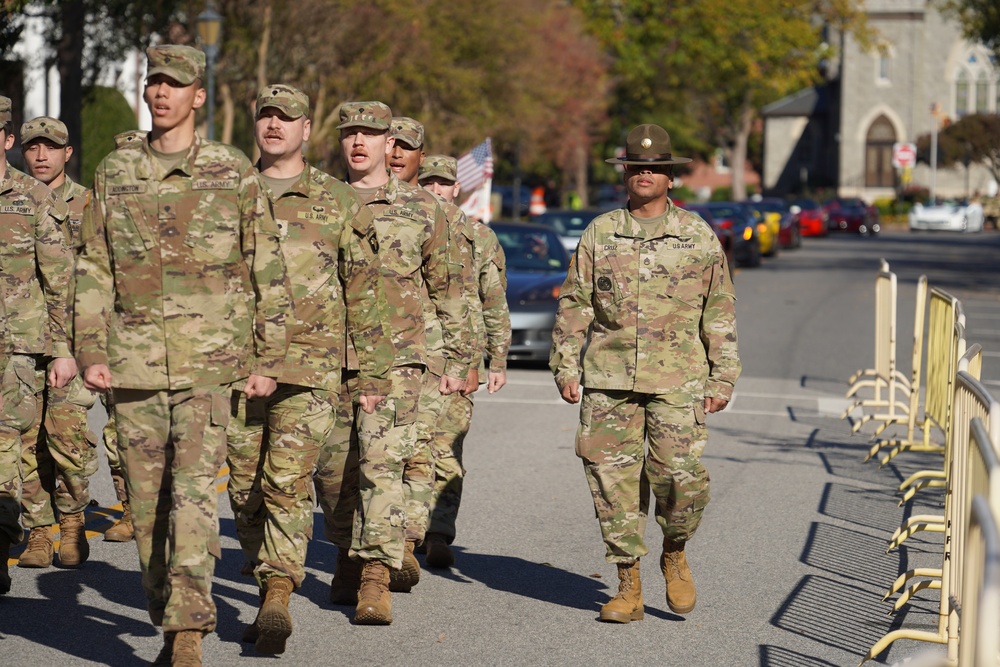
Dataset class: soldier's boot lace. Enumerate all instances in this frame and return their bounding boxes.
[599,560,644,623]
[329,549,362,605]
[105,473,134,542]
[0,533,12,594]
[57,511,90,567]
[255,576,294,654]
[149,631,175,667]
[17,526,53,568]
[661,538,696,614]
[424,532,455,569]
[389,539,420,591]
[170,630,203,667]
[353,559,393,625]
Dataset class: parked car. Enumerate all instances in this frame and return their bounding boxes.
[685,204,736,269]
[790,198,829,237]
[908,199,985,232]
[823,197,880,236]
[492,222,570,362]
[530,209,603,252]
[751,197,801,249]
[745,205,779,257]
[702,202,762,268]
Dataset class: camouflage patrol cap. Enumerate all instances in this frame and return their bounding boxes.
[605,123,691,165]
[256,84,309,120]
[146,44,206,86]
[390,117,424,149]
[418,155,458,184]
[0,96,11,125]
[20,116,69,147]
[337,101,392,131]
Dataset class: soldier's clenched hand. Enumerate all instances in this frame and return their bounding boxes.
[48,357,78,389]
[704,396,728,414]
[244,374,278,399]
[439,374,465,396]
[82,364,113,391]
[359,394,385,414]
[560,381,581,404]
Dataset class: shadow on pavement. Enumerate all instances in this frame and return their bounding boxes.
[758,644,842,666]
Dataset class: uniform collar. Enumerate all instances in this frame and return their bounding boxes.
[255,159,313,200]
[616,198,688,240]
[141,131,203,180]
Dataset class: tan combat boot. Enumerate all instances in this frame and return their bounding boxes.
[329,549,362,605]
[424,532,455,569]
[0,534,12,594]
[255,576,294,654]
[241,588,266,644]
[599,560,644,623]
[353,559,393,625]
[661,538,696,614]
[57,511,90,567]
[389,539,420,592]
[150,631,175,667]
[171,630,203,667]
[17,526,53,568]
[105,473,134,542]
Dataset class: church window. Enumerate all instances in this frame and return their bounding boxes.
[976,71,989,113]
[956,69,970,116]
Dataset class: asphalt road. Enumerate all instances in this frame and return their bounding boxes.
[3,225,1000,666]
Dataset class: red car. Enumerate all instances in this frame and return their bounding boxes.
[823,197,880,236]
[791,198,828,237]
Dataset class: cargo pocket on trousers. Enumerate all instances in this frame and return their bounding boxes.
[393,390,420,427]
[574,400,594,460]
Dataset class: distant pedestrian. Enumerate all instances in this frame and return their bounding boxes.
[549,124,741,623]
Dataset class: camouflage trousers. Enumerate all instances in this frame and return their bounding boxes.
[576,389,709,563]
[315,371,360,551]
[402,370,447,543]
[101,393,127,504]
[350,365,424,569]
[0,355,45,545]
[427,390,475,542]
[224,389,268,568]
[20,372,98,527]
[114,384,231,633]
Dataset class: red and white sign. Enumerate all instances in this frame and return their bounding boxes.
[892,142,917,169]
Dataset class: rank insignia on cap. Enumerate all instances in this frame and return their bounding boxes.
[597,276,613,291]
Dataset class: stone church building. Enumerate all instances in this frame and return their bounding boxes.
[762,0,999,201]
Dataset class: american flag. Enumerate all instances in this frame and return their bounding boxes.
[456,138,494,192]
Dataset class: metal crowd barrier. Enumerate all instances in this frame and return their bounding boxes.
[867,276,929,460]
[958,494,1000,667]
[863,347,999,665]
[844,260,912,433]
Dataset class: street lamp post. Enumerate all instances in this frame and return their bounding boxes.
[196,3,222,141]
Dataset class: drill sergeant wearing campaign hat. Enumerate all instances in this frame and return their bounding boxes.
[229,84,391,654]
[417,155,511,569]
[73,45,290,664]
[312,101,473,625]
[17,117,124,570]
[0,96,77,595]
[550,124,740,624]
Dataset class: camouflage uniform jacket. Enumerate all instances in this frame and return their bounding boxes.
[469,219,510,373]
[54,176,90,248]
[421,197,475,377]
[347,174,472,379]
[550,201,740,402]
[262,162,391,396]
[74,133,290,390]
[0,167,73,358]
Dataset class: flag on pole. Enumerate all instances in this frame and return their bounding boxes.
[460,178,493,223]
[456,138,494,193]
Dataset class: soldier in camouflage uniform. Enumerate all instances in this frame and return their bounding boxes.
[231,84,392,655]
[549,124,740,624]
[17,117,102,569]
[0,96,77,594]
[418,155,511,568]
[73,47,290,665]
[382,119,475,586]
[313,101,471,625]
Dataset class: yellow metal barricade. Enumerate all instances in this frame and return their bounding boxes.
[958,494,1000,667]
[867,276,929,460]
[844,263,911,433]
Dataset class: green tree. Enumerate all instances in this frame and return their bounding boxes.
[80,85,137,187]
[915,113,1000,185]
[939,0,1000,61]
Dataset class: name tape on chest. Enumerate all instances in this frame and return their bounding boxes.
[296,208,330,223]
[385,206,419,222]
[108,184,145,195]
[0,203,34,215]
[193,179,237,190]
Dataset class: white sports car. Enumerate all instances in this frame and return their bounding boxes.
[909,200,985,232]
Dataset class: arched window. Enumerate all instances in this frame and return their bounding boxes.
[976,71,989,112]
[956,69,970,116]
[865,116,896,188]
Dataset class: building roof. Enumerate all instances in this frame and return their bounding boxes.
[761,85,830,118]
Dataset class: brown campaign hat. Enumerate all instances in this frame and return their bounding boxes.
[390,117,424,149]
[605,124,692,165]
[337,101,392,131]
[0,96,11,125]
[418,155,458,184]
[20,116,69,147]
[146,44,206,86]
[256,84,309,120]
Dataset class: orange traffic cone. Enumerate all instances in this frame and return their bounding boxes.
[529,187,547,217]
